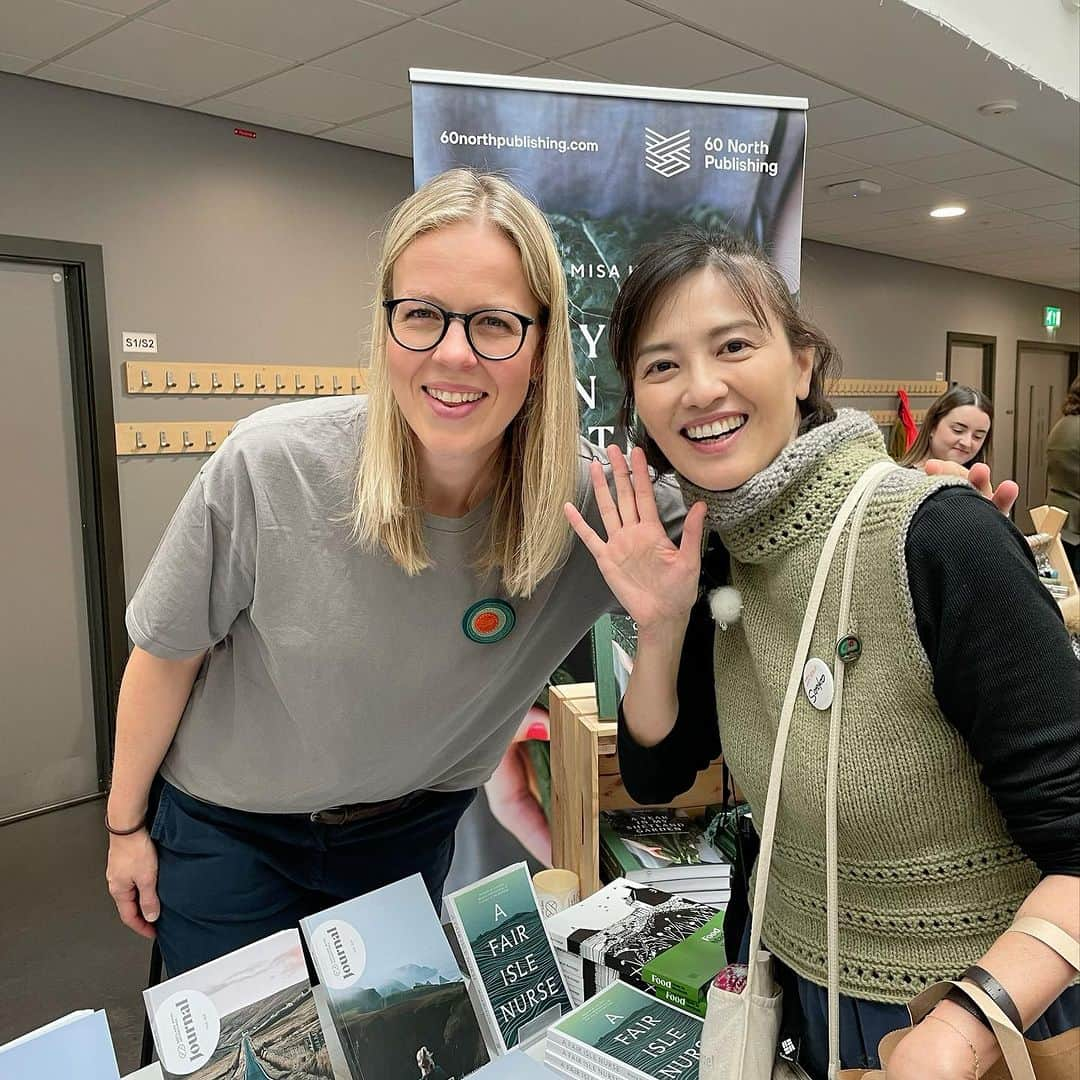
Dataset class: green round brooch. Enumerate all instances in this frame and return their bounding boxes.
[462,599,516,644]
[836,634,862,664]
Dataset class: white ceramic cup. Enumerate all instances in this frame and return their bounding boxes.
[533,868,580,919]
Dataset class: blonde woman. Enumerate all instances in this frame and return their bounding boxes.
[105,169,684,975]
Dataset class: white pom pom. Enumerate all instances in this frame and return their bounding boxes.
[708,586,742,627]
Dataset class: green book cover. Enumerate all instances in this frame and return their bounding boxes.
[445,863,571,1053]
[641,910,726,1004]
[653,985,707,1019]
[550,980,701,1079]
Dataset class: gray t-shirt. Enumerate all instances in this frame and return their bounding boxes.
[126,397,686,812]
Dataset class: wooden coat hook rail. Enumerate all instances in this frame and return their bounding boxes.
[115,421,235,457]
[125,362,368,397]
[828,378,947,397]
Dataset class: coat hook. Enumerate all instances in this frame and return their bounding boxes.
[314,374,324,391]
[205,430,217,449]
[332,375,341,393]
[255,372,266,391]
[165,370,176,388]
[211,371,222,389]
[140,369,152,388]
[275,373,285,391]
[158,431,170,449]
[295,373,306,391]
[134,430,146,450]
[182,430,194,449]
[189,372,200,390]
[351,375,360,393]
[233,372,244,389]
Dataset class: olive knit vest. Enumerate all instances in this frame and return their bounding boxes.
[679,411,1040,1003]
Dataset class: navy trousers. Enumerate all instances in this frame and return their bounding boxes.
[148,778,476,977]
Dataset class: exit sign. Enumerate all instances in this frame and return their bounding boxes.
[1044,305,1062,329]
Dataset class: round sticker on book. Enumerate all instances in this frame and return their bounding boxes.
[309,918,366,991]
[462,599,516,643]
[153,989,220,1075]
[802,657,834,711]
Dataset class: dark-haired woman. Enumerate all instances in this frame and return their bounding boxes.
[1047,376,1080,577]
[564,228,1079,1079]
[901,384,993,469]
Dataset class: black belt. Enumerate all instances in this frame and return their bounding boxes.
[308,790,422,826]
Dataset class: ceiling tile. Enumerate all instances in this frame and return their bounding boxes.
[31,63,191,105]
[214,65,407,124]
[376,0,454,12]
[825,124,971,166]
[188,99,332,135]
[69,0,150,12]
[141,0,407,63]
[890,146,1019,183]
[0,0,121,60]
[319,126,412,156]
[803,166,922,205]
[1027,202,1080,226]
[697,63,852,107]
[0,52,37,74]
[313,19,541,86]
[60,19,292,98]
[562,23,765,88]
[945,167,1064,198]
[513,61,609,82]
[428,0,666,58]
[803,148,863,179]
[335,103,412,141]
[988,180,1080,210]
[807,98,919,146]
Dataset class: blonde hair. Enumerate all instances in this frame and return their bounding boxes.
[352,169,579,597]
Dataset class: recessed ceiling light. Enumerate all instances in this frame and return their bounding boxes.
[930,206,967,218]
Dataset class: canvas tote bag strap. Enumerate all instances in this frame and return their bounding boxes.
[739,460,897,1077]
[823,460,899,1078]
[1008,917,1080,971]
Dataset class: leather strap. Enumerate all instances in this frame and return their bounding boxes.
[1007,916,1080,971]
[961,965,1023,1032]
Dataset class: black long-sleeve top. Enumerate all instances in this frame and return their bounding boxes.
[617,485,1080,877]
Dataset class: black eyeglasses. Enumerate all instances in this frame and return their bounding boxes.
[383,298,537,361]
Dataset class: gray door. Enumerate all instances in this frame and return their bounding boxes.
[0,261,99,819]
[948,342,985,391]
[1015,347,1072,533]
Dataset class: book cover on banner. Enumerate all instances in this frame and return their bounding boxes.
[547,980,702,1080]
[0,1010,120,1080]
[445,862,572,1053]
[600,810,725,884]
[143,928,331,1079]
[641,910,727,1009]
[300,874,489,1079]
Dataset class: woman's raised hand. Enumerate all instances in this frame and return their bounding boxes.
[564,445,707,633]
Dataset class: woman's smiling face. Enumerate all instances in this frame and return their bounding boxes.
[632,266,813,491]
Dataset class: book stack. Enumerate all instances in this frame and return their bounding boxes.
[545,879,724,1015]
[600,808,732,906]
[143,929,332,1080]
[445,862,573,1053]
[301,873,490,1079]
[545,980,703,1080]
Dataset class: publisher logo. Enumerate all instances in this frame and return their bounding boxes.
[645,128,691,177]
[154,990,220,1075]
[311,919,367,991]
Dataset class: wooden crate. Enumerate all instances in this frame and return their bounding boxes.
[549,683,727,898]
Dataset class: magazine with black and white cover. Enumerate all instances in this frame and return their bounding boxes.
[300,873,489,1079]
[143,929,331,1079]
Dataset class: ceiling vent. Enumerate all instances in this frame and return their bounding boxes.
[978,99,1019,117]
[825,179,883,198]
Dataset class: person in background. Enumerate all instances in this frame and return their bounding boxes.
[1046,376,1080,577]
[900,384,993,469]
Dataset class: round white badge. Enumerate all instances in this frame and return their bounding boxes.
[310,918,367,991]
[802,657,835,711]
[153,989,220,1075]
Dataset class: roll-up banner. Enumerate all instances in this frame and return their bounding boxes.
[410,69,808,451]
[410,71,808,717]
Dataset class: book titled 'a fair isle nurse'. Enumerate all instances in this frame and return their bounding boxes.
[445,862,572,1053]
